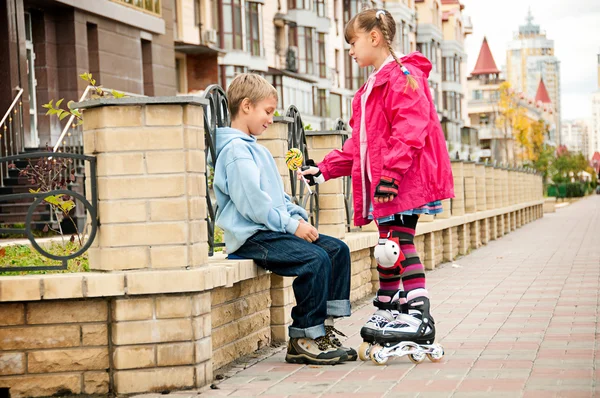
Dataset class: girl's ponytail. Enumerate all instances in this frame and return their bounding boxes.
[376,9,418,91]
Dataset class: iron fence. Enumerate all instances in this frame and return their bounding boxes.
[286,105,319,227]
[0,152,97,272]
[202,85,230,256]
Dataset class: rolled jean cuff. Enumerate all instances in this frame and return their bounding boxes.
[289,323,326,339]
[327,300,351,317]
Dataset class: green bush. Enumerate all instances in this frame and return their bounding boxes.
[547,182,588,198]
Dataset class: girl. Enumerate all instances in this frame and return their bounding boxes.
[301,8,453,348]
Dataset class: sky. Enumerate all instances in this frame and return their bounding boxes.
[460,0,600,122]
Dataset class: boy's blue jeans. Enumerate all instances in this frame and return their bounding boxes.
[233,230,351,339]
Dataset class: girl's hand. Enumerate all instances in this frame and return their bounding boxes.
[374,177,398,203]
[374,195,394,204]
[299,159,325,185]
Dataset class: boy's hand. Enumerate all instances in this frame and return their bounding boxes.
[299,159,325,185]
[294,221,319,243]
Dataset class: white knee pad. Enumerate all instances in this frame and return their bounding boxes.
[374,239,400,268]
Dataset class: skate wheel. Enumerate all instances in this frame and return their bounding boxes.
[409,352,426,364]
[370,345,389,365]
[358,342,372,361]
[427,345,444,362]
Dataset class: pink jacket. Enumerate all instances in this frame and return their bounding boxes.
[319,52,454,227]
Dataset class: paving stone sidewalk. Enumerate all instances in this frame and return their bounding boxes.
[136,196,600,398]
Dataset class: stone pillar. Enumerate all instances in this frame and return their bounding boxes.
[451,161,465,216]
[480,218,490,245]
[442,226,458,261]
[485,164,495,210]
[423,232,436,270]
[80,98,208,271]
[497,215,505,237]
[463,162,476,214]
[457,223,470,255]
[470,221,481,249]
[489,216,498,240]
[110,293,213,394]
[502,168,510,207]
[437,199,452,219]
[474,163,486,212]
[305,131,348,239]
[494,166,503,209]
[259,118,292,194]
[270,274,295,343]
[510,169,518,205]
[518,170,525,203]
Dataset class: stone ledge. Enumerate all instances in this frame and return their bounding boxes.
[416,200,543,235]
[0,202,542,303]
[72,96,208,110]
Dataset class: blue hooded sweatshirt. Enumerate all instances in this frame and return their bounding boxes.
[213,127,308,253]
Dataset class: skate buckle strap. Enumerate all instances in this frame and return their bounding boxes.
[373,299,403,311]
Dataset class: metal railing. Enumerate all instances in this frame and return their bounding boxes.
[202,85,230,256]
[0,152,98,272]
[0,88,25,187]
[286,105,319,227]
[335,118,355,232]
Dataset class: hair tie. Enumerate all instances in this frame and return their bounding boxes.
[401,65,410,76]
[376,10,386,20]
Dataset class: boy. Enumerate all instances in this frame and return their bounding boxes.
[213,73,355,365]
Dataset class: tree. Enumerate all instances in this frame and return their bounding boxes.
[496,82,531,164]
[530,119,549,162]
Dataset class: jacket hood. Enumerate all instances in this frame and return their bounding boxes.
[214,127,255,164]
[374,52,433,86]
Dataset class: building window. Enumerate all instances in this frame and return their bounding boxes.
[292,27,315,74]
[443,56,460,82]
[443,91,458,120]
[141,38,153,96]
[316,0,326,17]
[266,74,284,109]
[288,0,312,10]
[472,90,483,100]
[220,0,243,50]
[431,40,439,72]
[246,2,261,56]
[175,53,187,94]
[403,23,410,54]
[429,81,439,111]
[330,93,342,119]
[221,65,247,90]
[318,33,327,78]
[112,0,161,15]
[343,0,359,26]
[345,52,367,90]
[315,88,328,117]
[194,0,202,26]
[334,49,340,86]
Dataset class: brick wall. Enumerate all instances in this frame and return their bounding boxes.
[211,275,271,370]
[110,293,212,395]
[0,300,109,396]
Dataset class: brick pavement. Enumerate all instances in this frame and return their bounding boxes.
[135,196,600,398]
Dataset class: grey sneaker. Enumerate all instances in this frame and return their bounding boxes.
[285,336,348,365]
[325,325,357,361]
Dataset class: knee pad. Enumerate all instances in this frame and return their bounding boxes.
[374,237,405,272]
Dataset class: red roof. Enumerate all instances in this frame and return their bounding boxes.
[535,79,552,104]
[471,37,500,76]
[441,0,464,9]
[592,152,600,162]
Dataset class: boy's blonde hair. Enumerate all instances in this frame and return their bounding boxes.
[227,73,278,118]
